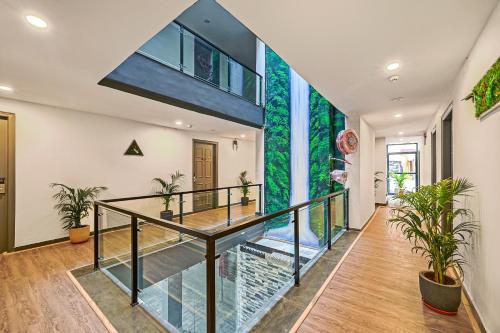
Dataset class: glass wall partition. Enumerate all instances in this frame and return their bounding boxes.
[137,22,263,107]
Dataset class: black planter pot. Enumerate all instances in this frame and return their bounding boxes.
[419,271,462,315]
[160,210,174,221]
[241,197,249,206]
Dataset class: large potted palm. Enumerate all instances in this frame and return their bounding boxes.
[389,178,477,315]
[238,170,253,206]
[153,171,184,221]
[50,183,107,244]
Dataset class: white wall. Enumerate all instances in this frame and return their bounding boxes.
[346,116,375,229]
[422,4,500,331]
[0,97,256,247]
[374,138,387,204]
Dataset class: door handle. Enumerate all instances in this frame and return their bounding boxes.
[0,177,5,194]
[193,175,197,183]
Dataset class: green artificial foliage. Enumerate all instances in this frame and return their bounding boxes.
[152,171,185,212]
[390,172,408,190]
[389,178,477,284]
[264,47,291,225]
[264,47,291,230]
[464,57,499,118]
[50,183,107,230]
[309,87,331,200]
[331,106,346,192]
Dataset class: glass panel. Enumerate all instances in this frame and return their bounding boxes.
[331,193,345,238]
[98,207,132,292]
[138,235,207,332]
[138,23,181,70]
[387,143,418,154]
[215,214,295,332]
[388,153,417,173]
[229,58,243,97]
[182,28,195,76]
[99,208,131,266]
[219,54,230,92]
[242,65,257,105]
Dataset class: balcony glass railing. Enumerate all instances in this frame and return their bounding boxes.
[137,22,263,107]
[93,185,349,333]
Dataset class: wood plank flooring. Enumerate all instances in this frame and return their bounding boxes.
[296,207,475,333]
[0,203,256,333]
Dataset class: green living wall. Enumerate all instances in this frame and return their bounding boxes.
[264,47,290,219]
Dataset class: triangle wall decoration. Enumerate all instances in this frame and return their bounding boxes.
[124,140,144,156]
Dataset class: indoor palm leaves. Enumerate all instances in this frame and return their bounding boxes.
[389,178,477,284]
[50,183,107,230]
[153,171,185,211]
[238,170,253,198]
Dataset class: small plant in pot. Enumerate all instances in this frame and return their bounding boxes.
[238,170,253,206]
[390,171,408,196]
[389,178,477,315]
[153,171,184,221]
[50,183,107,244]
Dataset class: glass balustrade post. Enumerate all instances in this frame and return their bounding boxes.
[206,238,216,333]
[327,197,332,250]
[294,208,300,286]
[93,203,100,270]
[227,188,231,226]
[258,184,263,215]
[131,216,139,306]
[345,189,350,230]
[179,193,184,242]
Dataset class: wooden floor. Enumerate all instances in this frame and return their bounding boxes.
[0,203,256,333]
[0,205,477,333]
[296,207,475,333]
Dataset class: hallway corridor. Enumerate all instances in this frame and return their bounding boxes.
[294,207,477,333]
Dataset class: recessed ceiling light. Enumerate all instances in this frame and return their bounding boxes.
[391,97,404,102]
[26,15,48,29]
[0,85,13,92]
[186,124,193,128]
[175,120,183,125]
[398,131,404,135]
[386,62,400,71]
[399,138,404,142]
[204,19,211,24]
[240,134,246,138]
[394,114,403,118]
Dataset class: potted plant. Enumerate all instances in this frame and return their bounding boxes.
[153,171,184,221]
[390,171,408,195]
[238,170,253,206]
[50,183,107,244]
[389,178,477,315]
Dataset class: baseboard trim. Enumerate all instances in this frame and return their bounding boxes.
[349,207,379,232]
[288,206,380,332]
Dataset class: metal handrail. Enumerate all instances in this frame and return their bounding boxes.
[93,186,350,333]
[101,184,262,203]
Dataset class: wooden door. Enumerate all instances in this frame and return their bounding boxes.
[193,141,217,212]
[0,117,8,252]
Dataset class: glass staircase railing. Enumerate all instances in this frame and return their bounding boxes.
[93,185,348,333]
[137,22,264,107]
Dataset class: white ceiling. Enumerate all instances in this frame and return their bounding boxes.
[0,0,257,139]
[218,0,498,137]
[0,0,497,139]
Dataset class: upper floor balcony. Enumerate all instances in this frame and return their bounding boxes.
[100,21,265,128]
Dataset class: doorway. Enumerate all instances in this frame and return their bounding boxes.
[431,130,437,184]
[0,112,15,253]
[387,143,419,195]
[192,140,218,212]
[442,107,453,180]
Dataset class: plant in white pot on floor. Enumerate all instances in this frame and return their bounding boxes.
[238,170,253,206]
[50,183,107,244]
[389,178,477,315]
[390,171,408,196]
[153,171,185,221]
